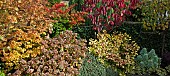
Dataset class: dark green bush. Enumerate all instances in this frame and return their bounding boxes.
[50,17,72,37]
[72,25,96,42]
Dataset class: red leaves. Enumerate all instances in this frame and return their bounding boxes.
[47,3,76,14]
[109,21,114,26]
[52,3,65,10]
[69,12,87,25]
[45,7,51,12]
[117,0,126,9]
[129,0,140,9]
[45,3,86,26]
[83,0,140,32]
[121,9,132,17]
[112,14,123,26]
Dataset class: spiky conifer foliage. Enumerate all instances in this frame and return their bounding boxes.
[134,48,162,75]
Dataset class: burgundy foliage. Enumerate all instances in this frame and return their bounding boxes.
[82,0,140,32]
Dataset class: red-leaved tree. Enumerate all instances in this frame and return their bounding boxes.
[82,0,140,32]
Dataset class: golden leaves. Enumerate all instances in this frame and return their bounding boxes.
[0,28,43,70]
[89,30,140,69]
[0,0,54,73]
[141,0,170,31]
[7,30,87,75]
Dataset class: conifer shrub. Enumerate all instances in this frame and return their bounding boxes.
[88,30,140,75]
[79,53,106,76]
[128,48,170,76]
[133,48,162,75]
[8,30,88,76]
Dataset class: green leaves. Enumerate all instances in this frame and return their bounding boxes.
[0,35,4,41]
[136,55,142,61]
[0,71,5,76]
[96,2,102,8]
[140,0,170,30]
[50,18,72,37]
[107,8,114,16]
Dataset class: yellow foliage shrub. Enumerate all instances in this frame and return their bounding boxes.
[0,0,53,72]
[88,30,140,75]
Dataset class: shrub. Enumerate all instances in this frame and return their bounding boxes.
[0,0,53,72]
[8,30,88,76]
[140,0,170,30]
[46,3,87,37]
[133,48,162,75]
[82,0,140,32]
[129,48,168,76]
[72,25,96,42]
[0,63,5,76]
[79,53,106,76]
[88,30,140,75]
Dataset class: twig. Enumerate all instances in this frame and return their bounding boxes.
[123,21,143,25]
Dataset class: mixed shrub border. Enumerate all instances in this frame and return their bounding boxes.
[0,0,170,76]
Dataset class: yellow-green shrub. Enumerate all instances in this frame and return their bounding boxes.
[0,0,53,72]
[141,0,170,30]
[88,30,140,75]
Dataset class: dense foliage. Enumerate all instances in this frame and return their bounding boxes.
[0,0,170,76]
[82,0,140,32]
[140,0,170,30]
[7,30,87,76]
[79,53,106,76]
[0,0,53,72]
[133,48,161,75]
[46,3,87,37]
[88,30,140,75]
